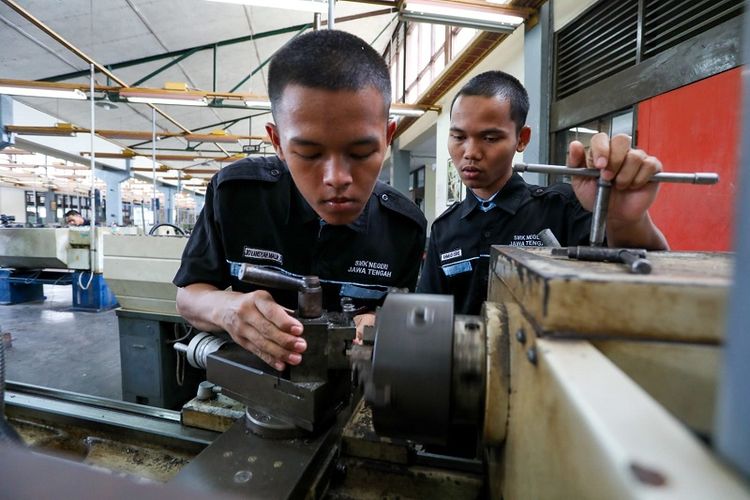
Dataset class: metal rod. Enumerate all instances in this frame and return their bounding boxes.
[514,163,720,184]
[328,0,335,29]
[90,63,96,229]
[152,107,157,226]
[590,178,611,246]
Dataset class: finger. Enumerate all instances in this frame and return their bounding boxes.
[254,291,304,336]
[630,155,662,189]
[605,134,632,182]
[566,140,586,168]
[248,328,303,366]
[234,335,287,372]
[589,133,611,171]
[613,148,647,190]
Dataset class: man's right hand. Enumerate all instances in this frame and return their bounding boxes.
[175,284,307,372]
[222,290,307,371]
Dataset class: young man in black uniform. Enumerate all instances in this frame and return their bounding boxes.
[64,209,90,226]
[417,71,668,315]
[174,30,426,371]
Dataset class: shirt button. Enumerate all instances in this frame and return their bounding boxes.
[483,231,491,238]
[535,188,544,194]
[270,169,280,176]
[381,194,389,201]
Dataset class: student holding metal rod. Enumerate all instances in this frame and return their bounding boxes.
[417,70,670,315]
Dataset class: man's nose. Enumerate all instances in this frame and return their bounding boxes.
[323,156,353,189]
[463,138,483,160]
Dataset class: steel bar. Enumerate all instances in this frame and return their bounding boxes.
[514,163,719,184]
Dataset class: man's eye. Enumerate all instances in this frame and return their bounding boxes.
[484,136,499,142]
[295,151,320,160]
[450,134,464,141]
[351,150,376,160]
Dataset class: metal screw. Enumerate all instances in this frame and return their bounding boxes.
[515,329,526,344]
[526,346,537,365]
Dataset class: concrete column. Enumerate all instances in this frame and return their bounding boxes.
[390,138,411,196]
[157,185,176,224]
[96,168,129,226]
[522,1,551,186]
[44,189,54,224]
[426,108,452,232]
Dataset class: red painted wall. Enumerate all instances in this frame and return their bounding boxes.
[637,67,741,251]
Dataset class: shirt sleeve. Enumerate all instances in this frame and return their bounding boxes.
[173,179,232,289]
[416,227,447,294]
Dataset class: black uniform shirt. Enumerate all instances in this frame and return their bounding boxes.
[417,173,591,315]
[174,156,427,312]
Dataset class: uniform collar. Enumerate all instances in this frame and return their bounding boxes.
[460,172,527,219]
[288,181,370,234]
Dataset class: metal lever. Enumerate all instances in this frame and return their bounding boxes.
[235,263,322,318]
[552,246,652,274]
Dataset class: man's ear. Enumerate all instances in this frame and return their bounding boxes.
[516,126,532,153]
[385,119,398,146]
[265,122,285,159]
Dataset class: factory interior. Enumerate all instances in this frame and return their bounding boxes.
[0,0,749,498]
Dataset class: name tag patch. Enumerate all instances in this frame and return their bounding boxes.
[243,247,283,264]
[347,259,392,278]
[509,234,543,247]
[440,249,462,262]
[442,260,472,277]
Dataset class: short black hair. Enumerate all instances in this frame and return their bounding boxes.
[64,209,81,217]
[451,71,529,133]
[268,30,391,119]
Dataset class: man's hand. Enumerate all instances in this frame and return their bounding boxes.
[567,132,669,250]
[353,313,376,345]
[176,284,307,372]
[222,290,307,371]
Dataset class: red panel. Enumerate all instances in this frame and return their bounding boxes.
[637,67,741,251]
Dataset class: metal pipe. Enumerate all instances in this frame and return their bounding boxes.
[590,178,611,246]
[328,0,335,29]
[514,163,720,184]
[314,12,321,30]
[152,107,158,226]
[90,64,96,228]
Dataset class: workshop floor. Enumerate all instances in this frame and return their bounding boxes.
[0,284,121,400]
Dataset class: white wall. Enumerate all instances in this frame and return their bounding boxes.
[405,27,526,230]
[554,0,598,32]
[0,186,27,223]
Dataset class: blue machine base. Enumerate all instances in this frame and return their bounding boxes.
[0,270,46,305]
[71,272,119,312]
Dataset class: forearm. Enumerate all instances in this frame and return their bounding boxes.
[175,283,242,332]
[606,212,669,250]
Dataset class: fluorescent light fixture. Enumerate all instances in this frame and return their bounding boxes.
[244,99,272,110]
[401,0,523,33]
[569,126,600,134]
[486,0,511,4]
[0,84,86,100]
[206,0,328,13]
[390,108,426,118]
[122,95,208,107]
[120,88,208,107]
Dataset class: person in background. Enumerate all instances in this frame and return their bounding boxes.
[64,209,89,226]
